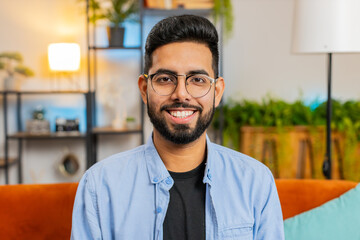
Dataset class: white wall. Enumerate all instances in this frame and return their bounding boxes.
[0,0,359,184]
[224,0,360,102]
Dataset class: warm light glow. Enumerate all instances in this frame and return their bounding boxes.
[48,43,80,71]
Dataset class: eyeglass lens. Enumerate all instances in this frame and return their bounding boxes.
[151,73,212,98]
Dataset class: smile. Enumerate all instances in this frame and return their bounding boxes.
[169,110,195,118]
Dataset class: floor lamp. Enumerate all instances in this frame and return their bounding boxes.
[292,0,360,179]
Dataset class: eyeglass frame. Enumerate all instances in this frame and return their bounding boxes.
[143,71,218,98]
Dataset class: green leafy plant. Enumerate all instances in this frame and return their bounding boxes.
[213,96,315,148]
[213,97,360,181]
[86,0,139,26]
[126,116,135,122]
[213,0,234,37]
[214,97,360,147]
[0,52,34,90]
[0,52,34,77]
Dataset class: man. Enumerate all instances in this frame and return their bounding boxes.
[71,15,284,239]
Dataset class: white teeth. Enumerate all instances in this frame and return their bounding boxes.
[170,111,194,118]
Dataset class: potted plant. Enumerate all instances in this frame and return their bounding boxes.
[87,0,139,47]
[0,52,34,90]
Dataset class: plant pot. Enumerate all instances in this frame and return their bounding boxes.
[107,26,125,47]
[4,76,14,90]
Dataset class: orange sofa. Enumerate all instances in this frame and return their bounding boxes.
[0,179,357,239]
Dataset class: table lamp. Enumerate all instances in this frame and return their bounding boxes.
[48,43,81,89]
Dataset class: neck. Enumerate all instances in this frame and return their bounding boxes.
[153,130,207,172]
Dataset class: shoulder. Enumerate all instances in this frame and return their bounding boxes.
[209,142,273,180]
[84,144,147,183]
[209,142,278,211]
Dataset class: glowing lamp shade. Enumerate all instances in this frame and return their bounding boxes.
[48,43,80,71]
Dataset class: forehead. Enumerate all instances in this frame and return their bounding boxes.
[150,41,213,76]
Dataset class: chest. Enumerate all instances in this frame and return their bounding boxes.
[96,181,254,240]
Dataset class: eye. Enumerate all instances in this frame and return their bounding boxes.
[188,75,208,85]
[154,74,176,84]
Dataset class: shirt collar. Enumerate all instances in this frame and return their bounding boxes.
[145,134,171,184]
[203,134,214,185]
[144,133,214,185]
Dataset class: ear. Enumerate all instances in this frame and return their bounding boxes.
[138,74,148,104]
[214,77,225,108]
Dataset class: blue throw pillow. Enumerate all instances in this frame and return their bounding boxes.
[284,183,360,240]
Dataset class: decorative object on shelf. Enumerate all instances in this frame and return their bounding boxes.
[48,43,81,90]
[87,0,139,47]
[125,116,137,130]
[292,0,360,179]
[55,118,80,132]
[26,106,50,134]
[98,77,128,129]
[0,52,34,90]
[58,151,80,178]
[32,106,46,120]
[111,111,126,129]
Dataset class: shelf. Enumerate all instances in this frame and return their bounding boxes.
[1,90,89,95]
[92,126,143,135]
[89,46,141,50]
[142,8,212,17]
[0,157,17,169]
[7,132,87,140]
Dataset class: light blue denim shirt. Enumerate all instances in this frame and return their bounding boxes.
[71,135,284,239]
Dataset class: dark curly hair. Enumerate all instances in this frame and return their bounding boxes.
[144,15,219,77]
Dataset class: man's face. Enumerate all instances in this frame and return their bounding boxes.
[139,41,224,144]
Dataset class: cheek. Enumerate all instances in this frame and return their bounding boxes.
[199,92,215,109]
[147,92,166,110]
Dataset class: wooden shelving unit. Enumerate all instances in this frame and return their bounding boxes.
[1,1,222,184]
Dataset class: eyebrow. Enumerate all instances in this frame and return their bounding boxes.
[153,68,209,76]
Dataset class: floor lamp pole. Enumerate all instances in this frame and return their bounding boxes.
[323,52,332,179]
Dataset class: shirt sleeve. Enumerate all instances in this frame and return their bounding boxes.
[71,171,102,240]
[255,172,285,240]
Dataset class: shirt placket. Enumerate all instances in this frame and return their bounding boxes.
[154,177,173,240]
[205,169,218,240]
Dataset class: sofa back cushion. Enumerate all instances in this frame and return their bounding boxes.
[0,179,357,238]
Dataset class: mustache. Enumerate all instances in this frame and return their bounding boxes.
[160,103,203,113]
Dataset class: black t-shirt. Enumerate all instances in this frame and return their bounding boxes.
[163,161,206,240]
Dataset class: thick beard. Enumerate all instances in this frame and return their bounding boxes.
[147,100,215,145]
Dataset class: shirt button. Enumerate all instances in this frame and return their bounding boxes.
[153,177,159,183]
[165,178,172,185]
[156,207,162,213]
[207,173,212,180]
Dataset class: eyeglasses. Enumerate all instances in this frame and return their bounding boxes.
[143,72,218,98]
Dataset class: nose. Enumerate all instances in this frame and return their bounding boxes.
[170,75,191,101]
